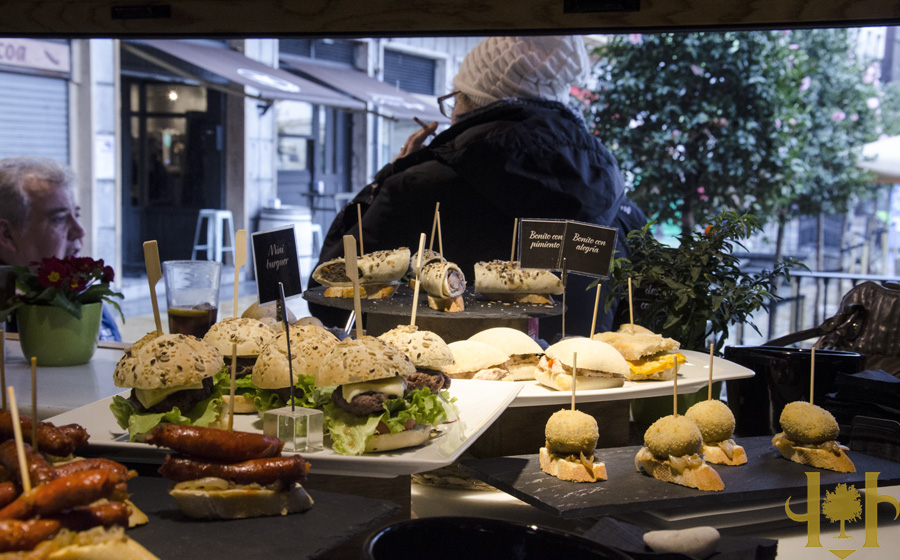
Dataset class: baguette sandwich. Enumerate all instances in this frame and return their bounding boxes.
[592,324,685,381]
[540,409,607,482]
[634,414,725,491]
[772,401,855,473]
[684,400,747,466]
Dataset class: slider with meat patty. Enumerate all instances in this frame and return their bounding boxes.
[315,336,448,455]
[634,414,725,491]
[468,327,543,381]
[377,324,454,394]
[684,400,747,466]
[592,324,685,381]
[203,317,277,414]
[772,401,855,473]
[540,409,607,482]
[536,337,628,391]
[251,325,340,414]
[110,332,226,441]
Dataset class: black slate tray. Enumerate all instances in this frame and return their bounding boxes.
[459,436,900,519]
[125,476,400,559]
[303,285,563,319]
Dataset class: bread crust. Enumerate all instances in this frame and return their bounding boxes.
[701,440,748,466]
[635,447,725,491]
[315,336,415,387]
[323,284,397,299]
[539,447,607,482]
[534,368,625,391]
[364,425,431,453]
[427,294,465,312]
[772,433,856,473]
[169,481,314,519]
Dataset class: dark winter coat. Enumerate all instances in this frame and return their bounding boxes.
[310,99,647,339]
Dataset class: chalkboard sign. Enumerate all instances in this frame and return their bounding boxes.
[251,226,303,305]
[518,219,567,270]
[518,219,617,279]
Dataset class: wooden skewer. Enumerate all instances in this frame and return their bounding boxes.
[510,218,518,263]
[357,204,364,257]
[30,357,37,453]
[410,234,427,327]
[7,386,31,493]
[571,352,577,411]
[628,277,634,328]
[232,229,247,318]
[708,342,714,400]
[436,210,444,258]
[673,359,679,416]
[228,342,238,431]
[343,235,364,339]
[429,202,440,252]
[143,240,163,335]
[0,326,6,411]
[809,346,816,405]
[589,284,601,338]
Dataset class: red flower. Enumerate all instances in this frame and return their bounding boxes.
[101,265,115,283]
[37,259,69,289]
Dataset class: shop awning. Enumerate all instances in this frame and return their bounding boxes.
[280,58,448,123]
[858,135,900,183]
[125,40,365,110]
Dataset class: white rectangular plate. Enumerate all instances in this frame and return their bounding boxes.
[507,350,754,407]
[45,380,522,478]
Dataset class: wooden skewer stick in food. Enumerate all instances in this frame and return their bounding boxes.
[410,234,427,327]
[7,386,31,493]
[0,326,6,411]
[357,204,364,257]
[436,210,444,258]
[809,346,816,405]
[589,284,601,339]
[708,342,715,400]
[343,235,365,340]
[429,202,440,252]
[673,359,680,417]
[628,277,634,328]
[143,240,164,335]
[510,218,518,263]
[228,342,238,431]
[232,229,247,318]
[571,352,578,411]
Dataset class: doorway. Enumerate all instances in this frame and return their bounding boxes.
[121,79,225,275]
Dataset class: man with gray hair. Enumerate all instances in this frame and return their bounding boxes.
[0,156,120,341]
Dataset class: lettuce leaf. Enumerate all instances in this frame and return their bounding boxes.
[253,375,334,413]
[109,392,224,442]
[323,388,449,456]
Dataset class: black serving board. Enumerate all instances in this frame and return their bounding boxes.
[125,476,400,559]
[303,285,563,319]
[459,436,900,519]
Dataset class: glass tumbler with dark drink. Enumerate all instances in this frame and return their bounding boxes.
[163,260,222,338]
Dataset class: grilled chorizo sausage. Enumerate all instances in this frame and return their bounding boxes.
[158,455,309,486]
[146,424,284,462]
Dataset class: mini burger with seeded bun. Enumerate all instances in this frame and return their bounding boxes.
[251,325,340,414]
[444,340,512,381]
[592,324,685,381]
[241,300,296,332]
[536,338,628,391]
[634,414,725,491]
[203,317,277,414]
[110,332,226,441]
[772,401,855,472]
[315,336,448,455]
[377,324,454,394]
[468,327,543,381]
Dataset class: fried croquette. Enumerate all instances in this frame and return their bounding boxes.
[545,409,599,455]
[644,415,702,459]
[779,401,839,445]
[685,400,735,443]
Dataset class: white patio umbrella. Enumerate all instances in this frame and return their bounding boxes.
[858,135,900,183]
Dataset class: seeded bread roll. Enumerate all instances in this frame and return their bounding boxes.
[114,333,223,390]
[470,327,543,381]
[251,325,340,389]
[377,325,454,370]
[315,336,415,387]
[444,340,510,379]
[203,317,276,357]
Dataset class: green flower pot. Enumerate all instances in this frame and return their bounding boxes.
[16,302,102,367]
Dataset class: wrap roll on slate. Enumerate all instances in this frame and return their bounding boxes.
[474,260,564,295]
[312,247,410,287]
[420,260,467,299]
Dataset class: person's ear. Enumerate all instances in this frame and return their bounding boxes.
[0,219,19,256]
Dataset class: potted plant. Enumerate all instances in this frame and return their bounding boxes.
[1,256,123,366]
[603,211,804,421]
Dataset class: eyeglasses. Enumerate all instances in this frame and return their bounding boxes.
[438,91,459,119]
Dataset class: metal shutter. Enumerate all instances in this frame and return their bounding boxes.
[383,50,435,95]
[0,72,69,163]
[280,39,356,65]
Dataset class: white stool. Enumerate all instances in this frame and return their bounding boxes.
[191,209,235,263]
